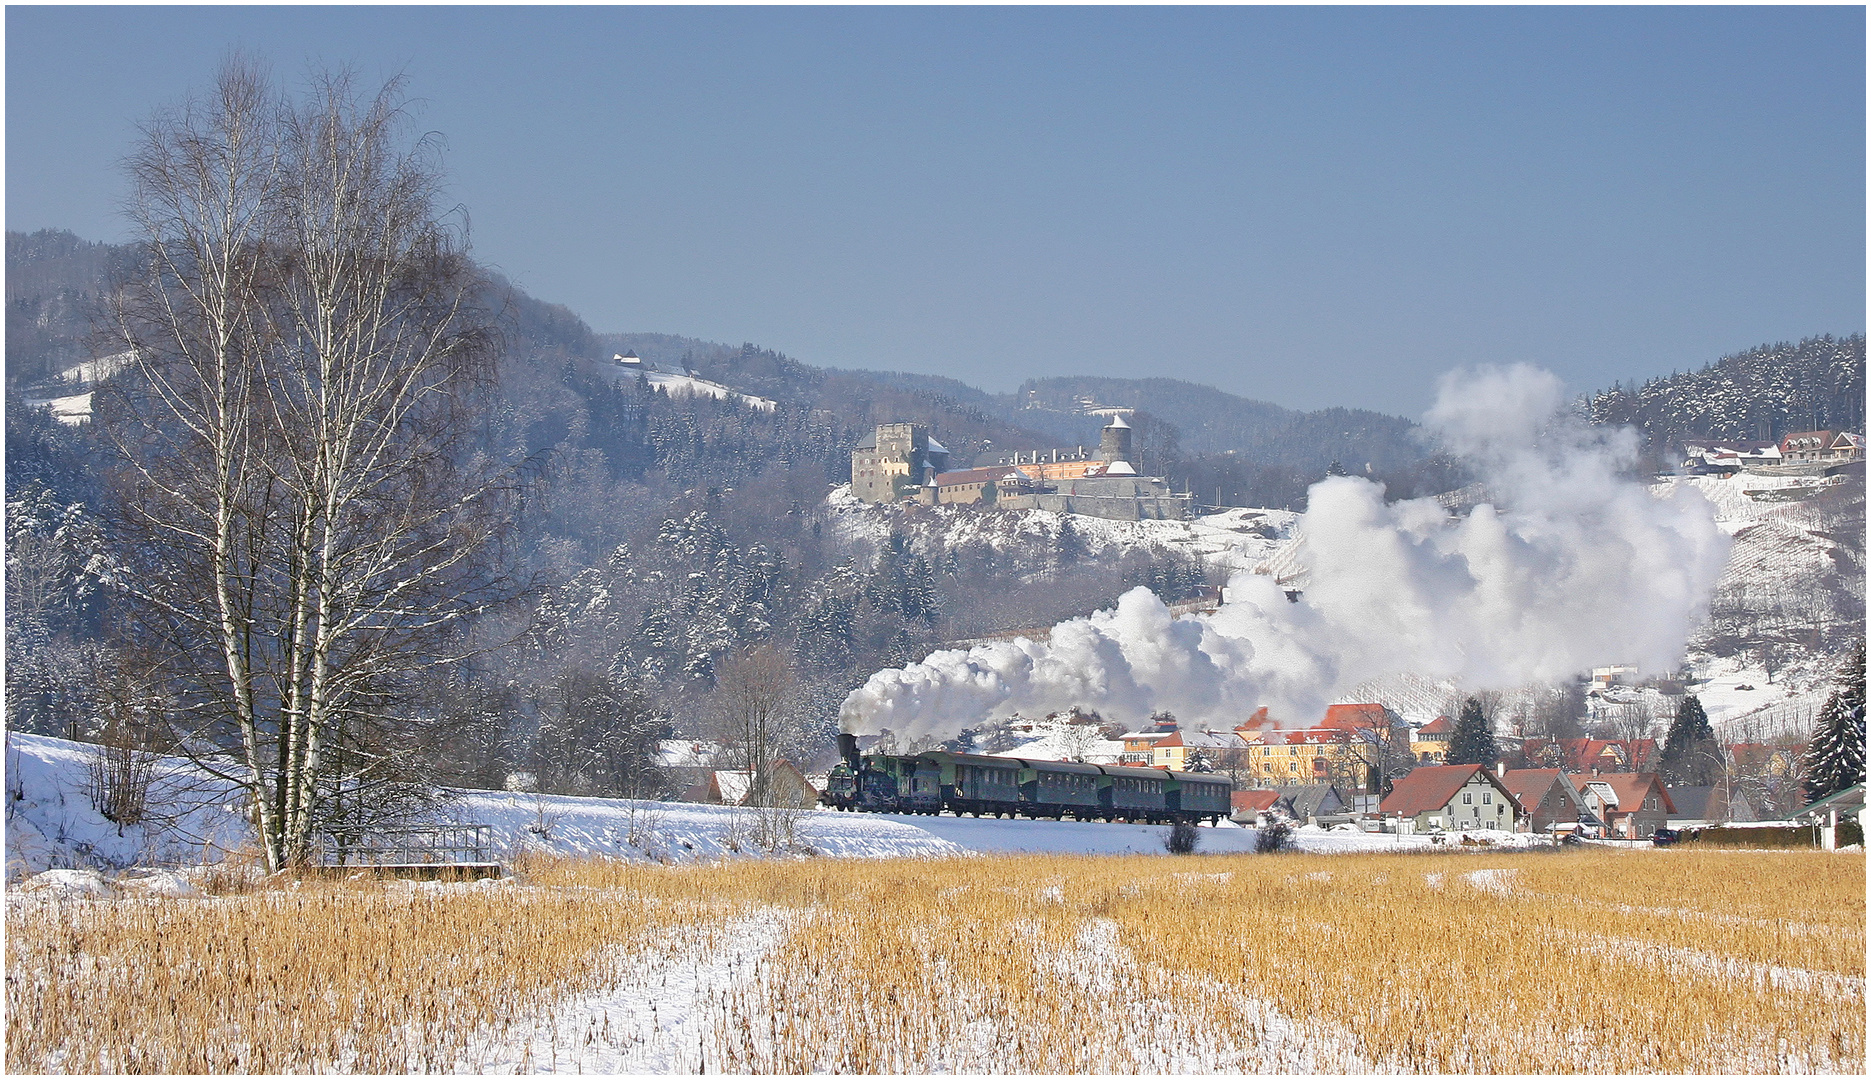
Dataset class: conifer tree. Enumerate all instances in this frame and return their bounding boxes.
[1660,695,1720,785]
[1804,642,1866,804]
[1447,697,1498,766]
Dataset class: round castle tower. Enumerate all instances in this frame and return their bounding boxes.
[1097,413,1133,463]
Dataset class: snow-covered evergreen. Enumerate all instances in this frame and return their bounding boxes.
[1803,643,1866,803]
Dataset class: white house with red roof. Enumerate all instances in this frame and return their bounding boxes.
[1378,764,1521,833]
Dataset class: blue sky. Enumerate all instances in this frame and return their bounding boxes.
[6,6,1863,413]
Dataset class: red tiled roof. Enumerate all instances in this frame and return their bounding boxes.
[1379,764,1487,815]
[1418,715,1455,736]
[1568,772,1676,814]
[1499,769,1571,807]
[1232,790,1281,812]
[1322,703,1387,730]
[1523,737,1660,772]
[1234,706,1275,733]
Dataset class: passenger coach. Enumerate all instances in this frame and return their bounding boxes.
[822,735,1231,825]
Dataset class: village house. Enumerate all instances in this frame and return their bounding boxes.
[1378,764,1522,833]
[1569,772,1674,839]
[1229,703,1402,793]
[1131,728,1250,772]
[1521,737,1661,774]
[1410,715,1454,764]
[1779,429,1840,463]
[682,760,820,809]
[1666,783,1757,828]
[1230,789,1287,825]
[1499,769,1588,833]
[1274,783,1351,824]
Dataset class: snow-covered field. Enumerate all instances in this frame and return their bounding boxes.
[8,732,1544,883]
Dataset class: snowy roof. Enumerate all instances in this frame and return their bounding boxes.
[1105,414,1130,429]
[658,740,725,768]
[934,466,1029,486]
[926,437,949,454]
[1102,460,1137,475]
[715,771,753,805]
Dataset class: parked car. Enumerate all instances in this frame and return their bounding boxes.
[1651,827,1680,847]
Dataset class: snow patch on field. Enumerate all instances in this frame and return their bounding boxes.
[1027,915,1380,1072]
[1578,937,1865,999]
[455,907,798,1073]
[1464,867,1520,897]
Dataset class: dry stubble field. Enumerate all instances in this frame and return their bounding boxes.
[6,848,1864,1073]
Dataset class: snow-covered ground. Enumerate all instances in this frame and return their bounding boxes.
[7,732,1543,881]
[602,360,777,411]
[825,484,1297,576]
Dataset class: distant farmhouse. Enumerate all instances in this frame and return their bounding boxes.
[1681,429,1862,476]
[850,417,1190,522]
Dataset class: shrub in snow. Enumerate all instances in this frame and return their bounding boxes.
[1163,819,1201,855]
[1255,819,1294,854]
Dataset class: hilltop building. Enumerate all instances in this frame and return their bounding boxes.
[850,416,1189,521]
[850,424,950,504]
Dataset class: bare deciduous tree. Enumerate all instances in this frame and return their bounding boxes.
[708,644,813,808]
[106,59,510,871]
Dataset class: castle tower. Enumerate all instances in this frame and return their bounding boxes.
[1097,413,1133,463]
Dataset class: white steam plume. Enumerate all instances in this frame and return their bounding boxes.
[840,365,1731,739]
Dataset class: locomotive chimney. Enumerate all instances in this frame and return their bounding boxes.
[838,733,860,770]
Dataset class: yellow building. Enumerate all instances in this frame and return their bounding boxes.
[1238,729,1370,790]
[1410,715,1455,765]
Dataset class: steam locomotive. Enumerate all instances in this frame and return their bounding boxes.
[821,733,1232,825]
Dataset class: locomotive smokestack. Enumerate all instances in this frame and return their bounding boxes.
[838,732,860,770]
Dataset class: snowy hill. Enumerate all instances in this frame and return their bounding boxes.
[1668,469,1864,738]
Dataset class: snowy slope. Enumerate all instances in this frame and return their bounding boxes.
[640,370,777,411]
[825,485,1297,576]
[1664,471,1864,738]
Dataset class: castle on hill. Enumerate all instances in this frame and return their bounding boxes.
[850,416,1189,522]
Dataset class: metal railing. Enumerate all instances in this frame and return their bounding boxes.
[316,824,494,868]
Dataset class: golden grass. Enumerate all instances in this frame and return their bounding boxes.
[7,849,1863,1073]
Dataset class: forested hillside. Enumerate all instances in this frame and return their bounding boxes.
[1582,335,1865,458]
[4,232,1210,796]
[8,227,1861,803]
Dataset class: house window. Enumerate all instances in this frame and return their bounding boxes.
[1482,791,1491,805]
[1462,793,1472,804]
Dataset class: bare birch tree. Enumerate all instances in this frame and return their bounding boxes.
[107,59,509,871]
